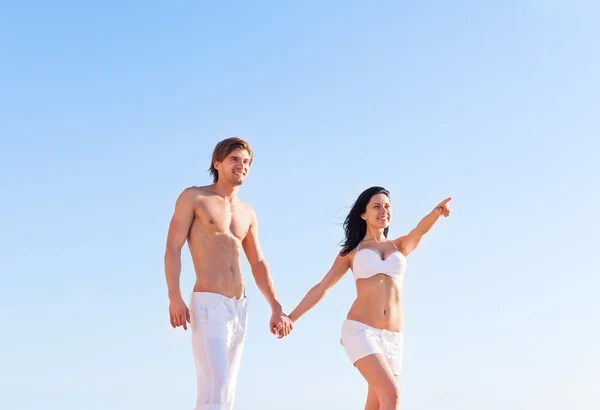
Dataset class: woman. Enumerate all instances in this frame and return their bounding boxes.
[282,186,451,410]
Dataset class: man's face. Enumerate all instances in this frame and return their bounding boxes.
[215,148,251,186]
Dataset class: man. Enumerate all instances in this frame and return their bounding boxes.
[164,137,293,410]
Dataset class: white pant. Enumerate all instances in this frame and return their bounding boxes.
[190,292,248,410]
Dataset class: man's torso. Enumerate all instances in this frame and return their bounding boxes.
[187,186,253,298]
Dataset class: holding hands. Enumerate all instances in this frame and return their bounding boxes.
[271,308,293,339]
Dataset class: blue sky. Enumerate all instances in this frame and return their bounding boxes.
[1,1,599,409]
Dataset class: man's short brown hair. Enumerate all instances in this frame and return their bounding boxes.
[209,137,253,183]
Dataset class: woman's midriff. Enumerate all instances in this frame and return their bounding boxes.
[346,274,404,332]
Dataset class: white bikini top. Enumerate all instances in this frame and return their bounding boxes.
[352,240,407,281]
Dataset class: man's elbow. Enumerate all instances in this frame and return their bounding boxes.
[164,243,182,260]
[249,259,267,275]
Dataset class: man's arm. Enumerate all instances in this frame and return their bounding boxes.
[164,188,196,330]
[394,197,451,256]
[242,207,291,337]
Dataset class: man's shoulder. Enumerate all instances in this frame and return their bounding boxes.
[232,199,256,224]
[177,186,211,204]
[182,185,215,195]
[237,200,256,217]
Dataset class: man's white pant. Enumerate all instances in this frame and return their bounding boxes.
[190,292,248,410]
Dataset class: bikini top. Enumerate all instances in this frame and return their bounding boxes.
[352,240,407,281]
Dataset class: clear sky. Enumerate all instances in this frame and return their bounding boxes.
[1,1,599,409]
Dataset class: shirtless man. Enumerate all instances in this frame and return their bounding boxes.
[164,137,293,410]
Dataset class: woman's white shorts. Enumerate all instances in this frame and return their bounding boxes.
[341,319,404,376]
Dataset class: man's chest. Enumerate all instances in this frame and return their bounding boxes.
[197,200,251,239]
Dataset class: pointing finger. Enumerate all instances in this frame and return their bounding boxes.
[439,197,452,206]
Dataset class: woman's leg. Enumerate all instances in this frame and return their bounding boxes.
[365,374,400,410]
[364,384,379,410]
[355,354,400,410]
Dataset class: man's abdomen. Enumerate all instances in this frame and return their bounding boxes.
[188,236,246,299]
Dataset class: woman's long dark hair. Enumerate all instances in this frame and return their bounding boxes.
[340,186,390,256]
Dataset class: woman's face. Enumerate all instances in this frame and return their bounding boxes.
[362,193,392,229]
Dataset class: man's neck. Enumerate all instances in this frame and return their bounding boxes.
[210,181,239,201]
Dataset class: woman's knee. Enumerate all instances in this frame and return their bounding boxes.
[376,383,400,406]
[365,387,379,410]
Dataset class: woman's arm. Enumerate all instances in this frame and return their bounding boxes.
[288,253,350,323]
[394,197,451,256]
